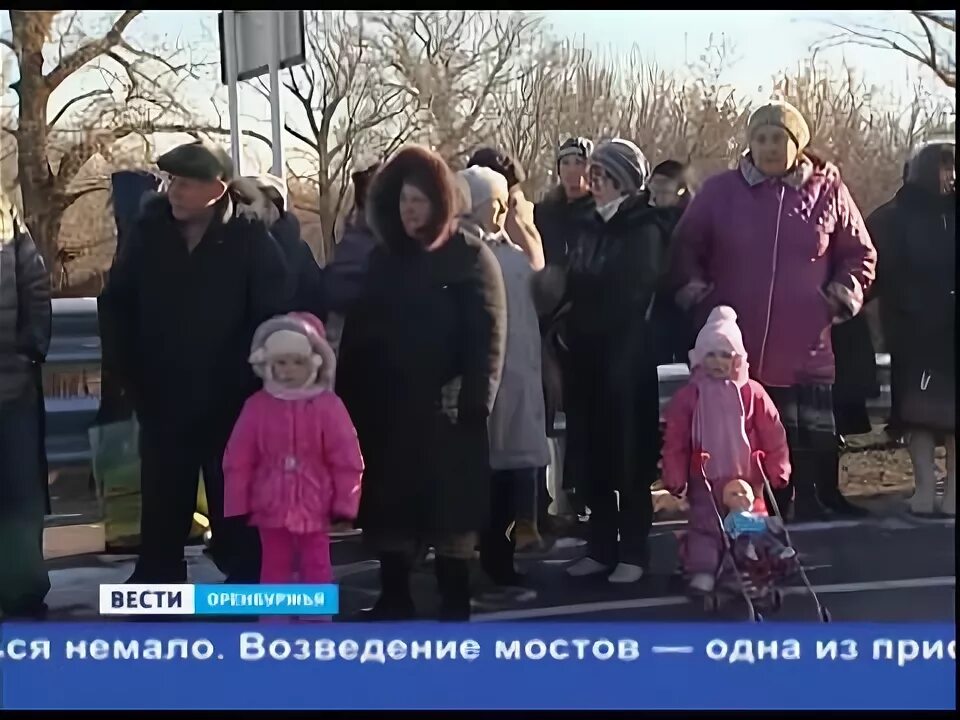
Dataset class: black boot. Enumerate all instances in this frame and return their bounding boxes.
[359,552,416,621]
[479,529,522,587]
[435,556,471,621]
[789,450,832,523]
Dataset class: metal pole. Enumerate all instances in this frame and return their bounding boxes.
[267,11,285,178]
[223,10,242,175]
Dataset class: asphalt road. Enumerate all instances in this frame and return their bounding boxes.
[39,509,955,624]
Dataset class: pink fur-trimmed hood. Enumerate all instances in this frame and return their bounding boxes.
[249,312,336,391]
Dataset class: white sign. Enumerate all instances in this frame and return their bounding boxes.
[218,11,305,84]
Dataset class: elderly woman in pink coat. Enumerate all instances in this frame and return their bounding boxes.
[671,100,876,523]
[223,312,364,591]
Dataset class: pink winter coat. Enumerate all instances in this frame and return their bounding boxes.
[223,390,364,534]
[661,379,791,514]
[672,158,876,387]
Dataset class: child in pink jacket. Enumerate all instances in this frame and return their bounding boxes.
[661,306,791,594]
[223,312,363,593]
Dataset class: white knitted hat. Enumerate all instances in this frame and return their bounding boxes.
[262,329,313,360]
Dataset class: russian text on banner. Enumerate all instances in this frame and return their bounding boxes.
[98,585,339,616]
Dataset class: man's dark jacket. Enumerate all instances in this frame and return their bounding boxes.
[100,194,291,438]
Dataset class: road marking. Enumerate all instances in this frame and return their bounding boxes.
[473,575,956,621]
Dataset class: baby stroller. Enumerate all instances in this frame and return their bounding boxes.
[681,451,832,623]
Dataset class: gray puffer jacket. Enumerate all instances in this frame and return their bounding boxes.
[0,198,52,401]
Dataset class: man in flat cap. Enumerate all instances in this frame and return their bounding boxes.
[100,140,292,584]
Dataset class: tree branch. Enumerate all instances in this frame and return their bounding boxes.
[45,10,142,91]
[48,88,113,128]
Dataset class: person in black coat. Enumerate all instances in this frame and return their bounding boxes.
[99,141,292,584]
[0,193,52,619]
[336,145,507,620]
[533,137,596,267]
[324,163,381,316]
[868,141,956,518]
[531,138,597,528]
[324,162,381,355]
[647,160,696,366]
[230,174,326,321]
[559,139,665,584]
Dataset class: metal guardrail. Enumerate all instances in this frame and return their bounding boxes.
[45,298,101,469]
[44,298,892,470]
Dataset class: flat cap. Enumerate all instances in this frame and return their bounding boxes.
[157,141,234,181]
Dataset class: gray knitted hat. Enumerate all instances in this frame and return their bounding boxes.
[590,139,650,194]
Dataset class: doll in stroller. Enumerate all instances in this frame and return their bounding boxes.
[677,457,830,622]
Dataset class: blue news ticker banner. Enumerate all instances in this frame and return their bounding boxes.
[0,623,954,710]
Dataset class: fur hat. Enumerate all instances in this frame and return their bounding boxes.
[748,101,811,152]
[366,145,459,252]
[467,147,526,188]
[254,174,288,212]
[249,312,336,390]
[457,166,509,214]
[590,139,650,194]
[229,177,282,225]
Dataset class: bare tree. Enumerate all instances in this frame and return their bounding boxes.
[491,37,578,194]
[3,10,210,271]
[773,57,953,213]
[817,10,956,89]
[493,35,748,200]
[492,30,948,217]
[371,11,541,164]
[252,10,420,263]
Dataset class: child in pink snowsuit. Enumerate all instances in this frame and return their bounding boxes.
[223,312,363,594]
[662,306,791,594]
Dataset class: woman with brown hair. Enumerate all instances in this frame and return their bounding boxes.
[336,145,507,620]
[671,100,877,522]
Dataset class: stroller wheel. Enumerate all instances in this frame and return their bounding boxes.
[819,607,832,623]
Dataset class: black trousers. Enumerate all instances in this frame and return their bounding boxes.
[585,478,653,568]
[136,423,261,583]
[762,384,840,517]
[479,468,538,585]
[566,335,659,568]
